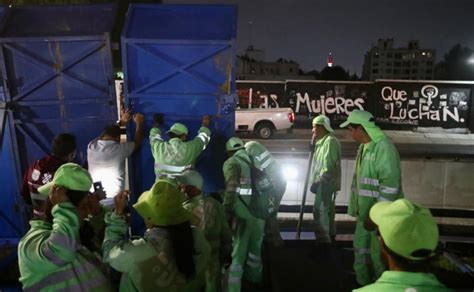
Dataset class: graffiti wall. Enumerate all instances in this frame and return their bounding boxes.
[236,80,474,130]
[286,81,373,127]
[374,82,471,129]
[236,81,287,109]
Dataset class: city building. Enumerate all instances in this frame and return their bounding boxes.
[362,39,436,81]
[237,46,310,80]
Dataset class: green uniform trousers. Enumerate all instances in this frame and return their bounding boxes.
[313,184,336,243]
[228,216,265,292]
[353,220,385,285]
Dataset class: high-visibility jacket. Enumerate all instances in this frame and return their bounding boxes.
[245,141,286,198]
[103,212,211,292]
[223,149,254,219]
[183,195,232,256]
[311,133,341,192]
[183,195,232,292]
[353,271,453,292]
[18,202,112,292]
[149,127,211,178]
[348,137,403,220]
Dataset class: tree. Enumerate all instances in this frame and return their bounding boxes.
[319,65,350,80]
[435,44,474,80]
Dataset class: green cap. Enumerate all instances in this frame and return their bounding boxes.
[312,115,333,132]
[339,110,376,128]
[133,179,193,226]
[340,110,385,142]
[37,163,92,196]
[226,137,245,151]
[370,199,439,260]
[176,170,203,191]
[167,123,188,136]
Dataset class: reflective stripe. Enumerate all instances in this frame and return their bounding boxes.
[379,185,399,195]
[229,264,243,273]
[360,177,379,186]
[256,151,270,162]
[248,253,261,261]
[197,135,207,143]
[26,258,105,291]
[150,134,164,142]
[358,189,379,198]
[260,157,273,170]
[355,248,371,254]
[236,187,252,195]
[30,192,46,201]
[154,163,191,173]
[198,132,209,140]
[377,196,391,202]
[41,233,78,266]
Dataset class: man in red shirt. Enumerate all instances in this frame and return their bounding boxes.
[20,133,76,218]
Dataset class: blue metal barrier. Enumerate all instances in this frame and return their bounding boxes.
[121,4,238,234]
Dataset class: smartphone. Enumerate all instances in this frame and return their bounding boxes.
[93,182,103,192]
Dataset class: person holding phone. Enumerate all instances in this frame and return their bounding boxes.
[87,109,144,198]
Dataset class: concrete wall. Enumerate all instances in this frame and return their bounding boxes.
[277,157,474,210]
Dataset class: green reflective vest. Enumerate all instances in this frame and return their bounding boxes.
[353,271,453,292]
[18,202,112,292]
[311,133,342,192]
[183,195,232,256]
[223,149,254,219]
[103,212,211,292]
[245,141,287,195]
[348,137,403,220]
[149,127,211,178]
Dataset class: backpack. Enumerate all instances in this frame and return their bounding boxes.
[236,155,276,219]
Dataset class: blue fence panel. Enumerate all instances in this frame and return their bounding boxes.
[122,4,238,233]
[0,5,117,248]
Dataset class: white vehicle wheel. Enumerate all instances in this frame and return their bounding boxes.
[256,123,273,139]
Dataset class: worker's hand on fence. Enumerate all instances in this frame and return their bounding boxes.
[310,182,320,194]
[114,191,130,216]
[202,115,211,127]
[119,108,132,126]
[133,113,145,125]
[49,185,69,206]
[153,113,164,127]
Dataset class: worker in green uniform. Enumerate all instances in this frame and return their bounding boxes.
[103,179,211,291]
[354,199,452,292]
[223,137,265,292]
[177,170,233,292]
[340,110,403,285]
[18,163,113,291]
[244,140,286,247]
[310,115,341,243]
[150,114,211,178]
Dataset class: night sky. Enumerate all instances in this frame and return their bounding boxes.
[164,0,474,75]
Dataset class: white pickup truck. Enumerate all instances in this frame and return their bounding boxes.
[235,107,295,139]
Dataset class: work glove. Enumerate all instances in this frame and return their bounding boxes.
[310,181,320,194]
